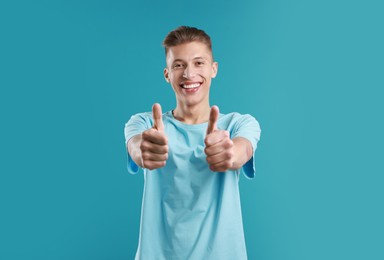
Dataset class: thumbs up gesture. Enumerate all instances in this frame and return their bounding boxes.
[140,103,169,170]
[204,106,235,172]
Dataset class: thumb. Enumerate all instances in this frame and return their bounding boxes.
[152,103,164,131]
[206,105,219,135]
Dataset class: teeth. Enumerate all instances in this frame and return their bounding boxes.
[182,83,200,89]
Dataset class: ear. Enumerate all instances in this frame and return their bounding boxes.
[164,68,170,83]
[211,62,218,79]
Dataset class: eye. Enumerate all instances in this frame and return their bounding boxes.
[172,63,184,69]
[196,61,205,66]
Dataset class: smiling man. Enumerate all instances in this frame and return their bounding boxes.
[124,26,261,260]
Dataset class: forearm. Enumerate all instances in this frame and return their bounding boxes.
[231,137,253,170]
[127,134,144,168]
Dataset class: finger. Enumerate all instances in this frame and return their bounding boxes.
[206,105,219,135]
[209,160,233,172]
[143,160,166,170]
[146,143,169,154]
[152,103,164,131]
[204,137,233,156]
[204,130,229,146]
[142,151,168,161]
[142,129,168,145]
[206,149,234,165]
[141,139,169,154]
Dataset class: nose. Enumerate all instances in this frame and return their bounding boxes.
[182,65,196,79]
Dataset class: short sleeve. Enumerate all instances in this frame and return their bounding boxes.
[231,114,261,179]
[124,113,151,174]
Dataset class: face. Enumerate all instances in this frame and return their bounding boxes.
[164,41,218,108]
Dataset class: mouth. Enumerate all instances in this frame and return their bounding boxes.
[180,82,202,89]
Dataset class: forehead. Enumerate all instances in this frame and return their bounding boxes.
[166,41,213,63]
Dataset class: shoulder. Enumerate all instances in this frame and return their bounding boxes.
[126,110,173,128]
[219,112,259,125]
[218,112,260,133]
[125,112,153,128]
[128,111,153,121]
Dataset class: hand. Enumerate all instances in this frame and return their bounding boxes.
[204,106,235,172]
[140,103,169,170]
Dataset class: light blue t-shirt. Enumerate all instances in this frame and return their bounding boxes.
[124,110,261,260]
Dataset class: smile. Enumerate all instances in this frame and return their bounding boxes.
[180,83,201,89]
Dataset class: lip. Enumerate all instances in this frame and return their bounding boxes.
[178,82,201,94]
[179,81,202,88]
[183,86,200,93]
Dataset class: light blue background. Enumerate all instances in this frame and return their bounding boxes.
[1,0,383,259]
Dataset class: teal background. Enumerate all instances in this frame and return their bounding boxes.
[1,0,383,259]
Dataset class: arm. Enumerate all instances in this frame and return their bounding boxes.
[231,137,253,170]
[127,134,144,168]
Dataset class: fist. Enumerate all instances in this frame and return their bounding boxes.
[140,103,169,170]
[204,106,235,172]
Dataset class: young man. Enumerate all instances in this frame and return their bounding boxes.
[124,26,261,260]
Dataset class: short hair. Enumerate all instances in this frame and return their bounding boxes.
[162,26,213,56]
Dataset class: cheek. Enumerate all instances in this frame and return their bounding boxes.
[202,67,214,77]
[170,71,181,81]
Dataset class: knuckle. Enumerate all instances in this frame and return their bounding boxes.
[148,163,158,170]
[142,131,150,139]
[139,142,147,151]
[225,161,232,168]
[141,152,148,160]
[224,140,231,149]
[225,150,233,159]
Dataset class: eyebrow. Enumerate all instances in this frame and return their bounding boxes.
[172,59,184,63]
[172,57,208,63]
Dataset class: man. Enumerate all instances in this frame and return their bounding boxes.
[124,26,261,259]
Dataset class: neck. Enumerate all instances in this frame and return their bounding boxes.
[173,102,211,124]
